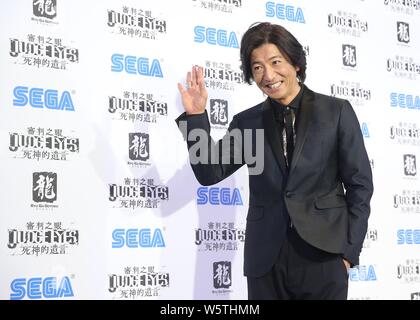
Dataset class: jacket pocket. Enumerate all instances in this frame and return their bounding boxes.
[314,195,347,209]
[246,205,264,221]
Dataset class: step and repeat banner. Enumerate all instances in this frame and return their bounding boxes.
[0,0,419,300]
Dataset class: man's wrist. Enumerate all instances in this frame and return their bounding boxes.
[186,110,206,116]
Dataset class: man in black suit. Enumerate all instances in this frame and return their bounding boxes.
[176,22,373,299]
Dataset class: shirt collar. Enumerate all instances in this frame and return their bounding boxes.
[270,84,304,121]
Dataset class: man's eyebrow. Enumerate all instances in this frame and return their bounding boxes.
[251,55,283,65]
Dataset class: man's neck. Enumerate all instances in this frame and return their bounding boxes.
[275,83,302,106]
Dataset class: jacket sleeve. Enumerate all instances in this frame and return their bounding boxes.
[338,100,374,267]
[175,110,245,186]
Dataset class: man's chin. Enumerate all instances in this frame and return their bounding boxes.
[266,92,284,101]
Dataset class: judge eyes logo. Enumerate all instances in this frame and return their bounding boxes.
[108,266,169,298]
[107,7,167,39]
[393,190,420,213]
[384,0,420,13]
[397,259,420,283]
[327,12,368,36]
[9,36,79,69]
[330,81,371,108]
[389,122,420,146]
[386,56,420,80]
[342,44,357,67]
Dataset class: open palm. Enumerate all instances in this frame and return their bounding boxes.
[177,66,208,115]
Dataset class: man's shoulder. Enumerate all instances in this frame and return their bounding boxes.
[234,101,266,121]
[309,87,348,105]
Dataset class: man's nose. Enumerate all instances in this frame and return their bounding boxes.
[262,66,275,82]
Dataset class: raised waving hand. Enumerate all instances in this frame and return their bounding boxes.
[177,66,208,115]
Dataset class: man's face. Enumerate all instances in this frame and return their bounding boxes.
[250,43,300,105]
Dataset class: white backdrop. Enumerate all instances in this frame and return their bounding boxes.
[0,0,419,300]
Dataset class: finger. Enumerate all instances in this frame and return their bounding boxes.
[191,65,197,86]
[185,71,193,89]
[186,71,192,85]
[177,83,186,94]
[197,66,205,89]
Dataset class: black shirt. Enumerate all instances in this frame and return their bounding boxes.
[270,84,304,131]
[270,84,304,166]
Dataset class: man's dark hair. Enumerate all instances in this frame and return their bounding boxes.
[240,22,307,85]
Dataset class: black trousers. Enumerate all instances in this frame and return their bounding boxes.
[247,226,348,300]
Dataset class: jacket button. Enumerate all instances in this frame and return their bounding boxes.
[285,192,292,198]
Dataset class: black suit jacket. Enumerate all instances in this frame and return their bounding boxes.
[176,85,373,277]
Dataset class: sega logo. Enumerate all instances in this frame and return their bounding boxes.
[390,93,420,109]
[397,229,420,244]
[197,187,243,205]
[194,26,239,48]
[10,276,74,300]
[266,2,305,23]
[111,54,163,77]
[361,122,370,138]
[349,265,377,281]
[13,86,75,111]
[112,228,165,248]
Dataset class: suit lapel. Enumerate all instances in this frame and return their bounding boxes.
[289,86,315,176]
[262,98,287,174]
